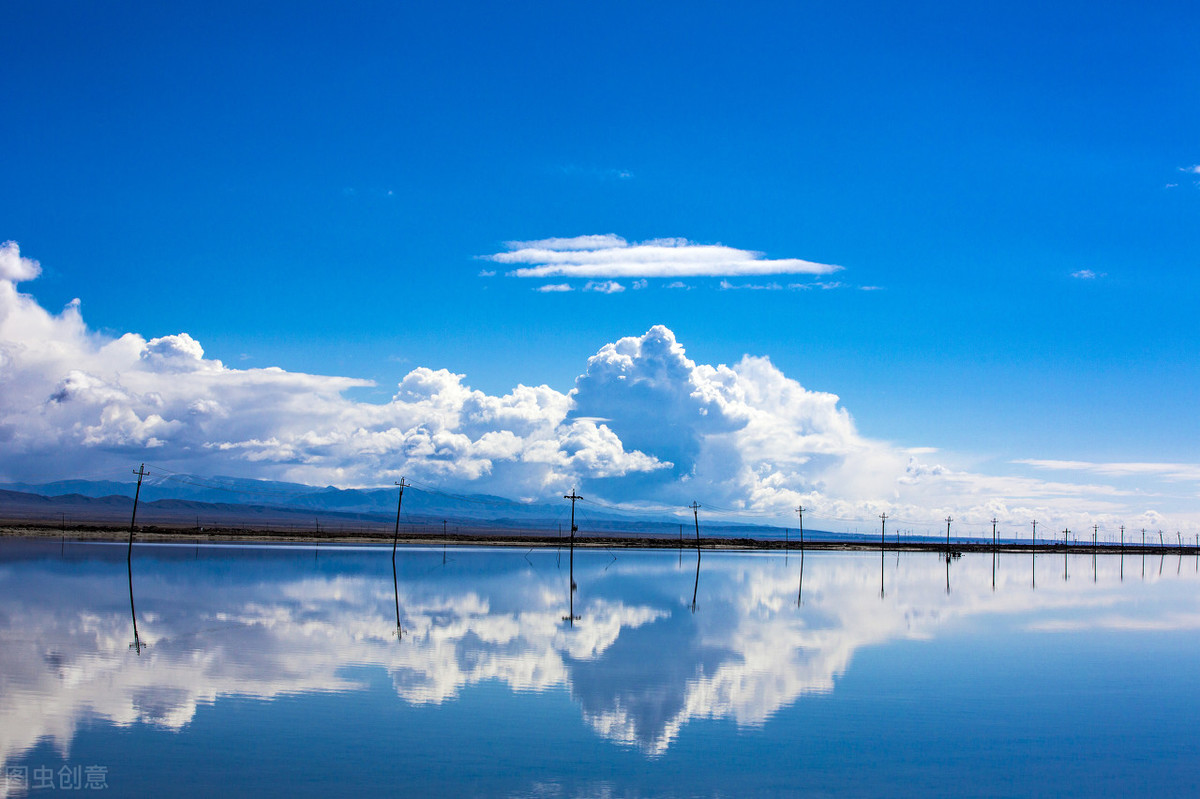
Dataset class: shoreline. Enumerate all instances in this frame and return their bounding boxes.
[3,523,1198,555]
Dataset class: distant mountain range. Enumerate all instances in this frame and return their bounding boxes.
[0,476,821,539]
[0,475,573,521]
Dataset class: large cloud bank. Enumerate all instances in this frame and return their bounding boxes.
[0,241,1189,533]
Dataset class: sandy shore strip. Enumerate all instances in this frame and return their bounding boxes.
[3,522,1197,555]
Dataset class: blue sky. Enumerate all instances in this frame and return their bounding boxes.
[2,1,1198,532]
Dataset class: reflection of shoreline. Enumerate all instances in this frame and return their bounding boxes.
[4,525,1186,555]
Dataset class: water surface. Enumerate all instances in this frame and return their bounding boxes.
[2,539,1198,797]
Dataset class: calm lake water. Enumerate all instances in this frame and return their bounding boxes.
[2,538,1199,797]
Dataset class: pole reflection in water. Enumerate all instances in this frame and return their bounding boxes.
[563,537,579,627]
[797,546,804,607]
[945,554,951,595]
[879,546,885,600]
[690,551,701,614]
[128,554,144,655]
[392,552,406,641]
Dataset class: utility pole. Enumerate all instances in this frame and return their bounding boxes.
[1120,524,1124,550]
[796,505,805,548]
[128,464,147,562]
[880,513,888,546]
[1093,524,1099,549]
[1031,519,1037,551]
[992,517,998,548]
[392,478,407,557]
[945,516,953,550]
[690,502,701,549]
[564,490,582,546]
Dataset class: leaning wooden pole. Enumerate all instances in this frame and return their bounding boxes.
[128,464,147,562]
[392,478,407,557]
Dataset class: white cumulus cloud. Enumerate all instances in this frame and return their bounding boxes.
[0,241,41,282]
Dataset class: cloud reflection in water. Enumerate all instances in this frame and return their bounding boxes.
[1,542,1198,768]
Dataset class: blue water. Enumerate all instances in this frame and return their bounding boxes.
[2,540,1198,797]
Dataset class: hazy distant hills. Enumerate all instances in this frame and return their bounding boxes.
[0,476,863,540]
[0,476,567,520]
[0,476,796,538]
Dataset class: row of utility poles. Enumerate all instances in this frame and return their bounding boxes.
[116,463,1196,554]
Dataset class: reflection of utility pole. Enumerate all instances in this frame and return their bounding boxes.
[691,550,701,614]
[128,555,143,655]
[797,545,805,606]
[128,464,147,563]
[392,553,406,641]
[690,502,701,549]
[563,491,582,626]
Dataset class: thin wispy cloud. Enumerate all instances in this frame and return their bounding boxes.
[1071,269,1103,280]
[584,280,625,294]
[484,235,842,279]
[1016,459,1200,482]
[558,164,634,181]
[718,279,852,291]
[719,280,783,291]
